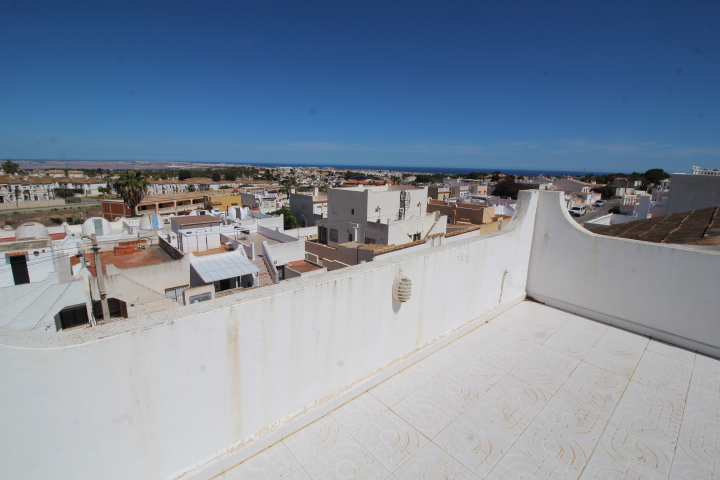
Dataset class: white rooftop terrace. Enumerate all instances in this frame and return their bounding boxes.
[220,301,720,480]
[1,191,717,480]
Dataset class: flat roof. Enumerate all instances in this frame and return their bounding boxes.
[170,215,221,226]
[86,245,175,275]
[220,301,720,480]
[286,260,323,273]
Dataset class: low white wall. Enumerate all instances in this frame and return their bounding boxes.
[527,191,720,358]
[0,191,538,480]
[266,240,305,266]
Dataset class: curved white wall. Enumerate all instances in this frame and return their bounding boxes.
[0,192,539,480]
[527,191,720,357]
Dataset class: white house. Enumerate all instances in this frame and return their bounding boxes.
[316,184,441,247]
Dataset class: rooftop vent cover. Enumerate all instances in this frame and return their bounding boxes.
[392,273,412,303]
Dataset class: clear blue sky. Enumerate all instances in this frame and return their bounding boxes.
[1,0,718,173]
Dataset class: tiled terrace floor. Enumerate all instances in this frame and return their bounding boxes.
[219,301,720,480]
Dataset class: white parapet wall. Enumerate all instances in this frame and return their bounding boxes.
[527,191,720,358]
[0,192,539,480]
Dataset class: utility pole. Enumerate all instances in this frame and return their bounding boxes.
[90,234,111,323]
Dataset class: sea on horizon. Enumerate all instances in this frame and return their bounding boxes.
[16,159,612,178]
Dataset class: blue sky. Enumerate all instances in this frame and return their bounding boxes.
[1,0,718,173]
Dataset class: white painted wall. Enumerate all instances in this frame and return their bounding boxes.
[0,249,55,288]
[0,191,538,480]
[266,240,305,266]
[527,191,720,358]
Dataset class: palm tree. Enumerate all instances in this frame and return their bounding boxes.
[280,179,293,197]
[112,170,149,216]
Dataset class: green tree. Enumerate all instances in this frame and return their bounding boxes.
[490,171,502,182]
[112,170,149,216]
[268,209,300,230]
[211,171,221,182]
[644,168,670,185]
[2,160,19,175]
[280,179,293,196]
[492,178,520,199]
[591,185,616,199]
[178,169,192,181]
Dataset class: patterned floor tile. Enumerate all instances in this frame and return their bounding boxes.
[595,423,673,480]
[485,448,566,480]
[224,442,301,480]
[391,390,460,438]
[510,345,580,394]
[542,327,597,360]
[425,355,506,410]
[282,467,313,480]
[578,452,647,480]
[633,351,693,389]
[393,442,479,480]
[283,415,349,465]
[687,367,720,412]
[302,437,390,480]
[517,398,607,480]
[646,341,696,365]
[583,331,647,379]
[433,413,511,477]
[676,401,720,472]
[488,310,525,330]
[400,358,444,388]
[609,380,686,448]
[556,362,629,421]
[464,375,550,444]
[352,410,428,472]
[695,354,720,374]
[369,370,420,407]
[331,393,388,433]
[563,316,609,340]
[472,331,538,372]
[505,313,567,344]
[453,323,505,351]
[422,344,468,372]
[668,454,716,480]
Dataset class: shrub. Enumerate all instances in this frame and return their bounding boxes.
[50,217,63,224]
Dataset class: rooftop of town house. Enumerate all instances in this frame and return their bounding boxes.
[101,191,219,204]
[591,206,720,246]
[219,301,720,480]
[286,259,324,273]
[82,243,175,275]
[170,215,222,226]
[2,191,718,480]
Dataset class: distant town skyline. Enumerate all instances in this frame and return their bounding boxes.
[1,1,718,174]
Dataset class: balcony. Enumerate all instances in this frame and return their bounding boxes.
[1,190,717,480]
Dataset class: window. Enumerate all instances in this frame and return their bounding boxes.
[318,226,328,244]
[365,237,376,244]
[349,233,353,242]
[351,208,354,215]
[58,305,89,330]
[413,233,421,241]
[329,229,338,242]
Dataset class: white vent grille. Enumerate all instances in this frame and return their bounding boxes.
[392,274,412,303]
